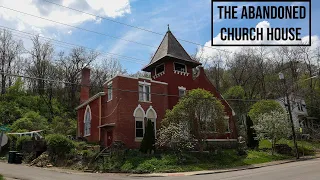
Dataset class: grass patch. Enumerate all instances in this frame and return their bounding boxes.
[0,174,4,180]
[101,149,292,173]
[259,139,320,155]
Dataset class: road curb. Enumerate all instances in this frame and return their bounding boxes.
[129,157,317,177]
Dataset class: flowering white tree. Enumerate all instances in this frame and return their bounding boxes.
[253,111,291,154]
[156,122,194,152]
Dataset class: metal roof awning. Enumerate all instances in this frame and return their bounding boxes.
[98,123,116,128]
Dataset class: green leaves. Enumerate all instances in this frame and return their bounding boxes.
[248,100,284,123]
[10,111,48,132]
[159,89,226,151]
[224,86,245,99]
[46,134,75,157]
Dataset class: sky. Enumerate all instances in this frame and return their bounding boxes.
[0,0,319,73]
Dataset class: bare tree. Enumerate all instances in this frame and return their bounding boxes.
[58,47,99,108]
[0,29,23,94]
[90,58,127,94]
[25,35,54,95]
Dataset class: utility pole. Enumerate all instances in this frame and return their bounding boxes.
[279,72,299,160]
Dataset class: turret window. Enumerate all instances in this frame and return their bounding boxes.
[155,64,165,75]
[174,62,187,73]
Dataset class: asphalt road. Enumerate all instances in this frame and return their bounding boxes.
[153,158,320,180]
[1,158,320,180]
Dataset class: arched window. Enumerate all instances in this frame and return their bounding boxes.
[84,105,91,137]
[133,105,145,139]
[146,106,157,136]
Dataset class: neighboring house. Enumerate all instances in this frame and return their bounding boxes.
[277,95,317,130]
[76,29,237,149]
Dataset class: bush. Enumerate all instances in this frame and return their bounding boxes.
[10,111,48,132]
[46,134,75,157]
[16,135,32,151]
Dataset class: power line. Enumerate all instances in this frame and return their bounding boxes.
[2,72,320,110]
[41,0,233,54]
[0,72,288,103]
[0,6,158,49]
[0,26,148,65]
[9,31,147,65]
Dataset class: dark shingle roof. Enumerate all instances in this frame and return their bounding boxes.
[142,30,201,72]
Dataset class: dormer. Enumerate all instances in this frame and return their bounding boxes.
[142,26,201,80]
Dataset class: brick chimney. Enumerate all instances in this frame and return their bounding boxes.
[80,67,90,103]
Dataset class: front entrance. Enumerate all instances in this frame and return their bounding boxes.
[105,130,113,147]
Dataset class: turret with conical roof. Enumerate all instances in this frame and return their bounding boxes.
[142,27,201,73]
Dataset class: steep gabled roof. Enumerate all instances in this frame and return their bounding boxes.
[142,29,201,72]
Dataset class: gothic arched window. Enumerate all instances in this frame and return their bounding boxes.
[84,105,91,137]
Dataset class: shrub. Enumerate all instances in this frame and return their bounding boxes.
[45,134,75,157]
[16,135,32,151]
[140,119,155,154]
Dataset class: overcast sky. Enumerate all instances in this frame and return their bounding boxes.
[0,0,318,73]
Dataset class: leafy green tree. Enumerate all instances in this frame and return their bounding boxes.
[50,116,77,136]
[10,111,48,132]
[140,119,155,154]
[0,101,22,124]
[253,111,291,155]
[248,100,284,123]
[224,86,245,99]
[161,88,226,152]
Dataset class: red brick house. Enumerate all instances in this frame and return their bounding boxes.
[76,29,237,149]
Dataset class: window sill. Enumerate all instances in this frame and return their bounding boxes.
[135,138,143,142]
[84,134,90,137]
[139,100,152,103]
[107,99,112,103]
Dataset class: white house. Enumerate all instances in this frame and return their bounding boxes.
[276,95,316,130]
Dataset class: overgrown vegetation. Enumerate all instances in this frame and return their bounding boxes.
[46,134,75,157]
[95,150,291,173]
[159,89,226,152]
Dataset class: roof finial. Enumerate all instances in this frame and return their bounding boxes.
[167,24,170,32]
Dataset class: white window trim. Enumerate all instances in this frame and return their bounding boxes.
[84,105,92,137]
[138,81,151,102]
[107,81,113,102]
[135,117,145,140]
[134,105,145,140]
